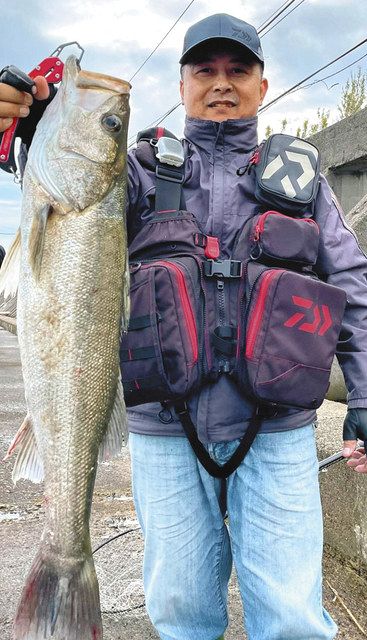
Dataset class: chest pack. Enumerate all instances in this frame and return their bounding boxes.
[120,129,346,477]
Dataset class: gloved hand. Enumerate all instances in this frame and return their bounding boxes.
[342,408,367,473]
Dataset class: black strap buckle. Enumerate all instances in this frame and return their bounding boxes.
[156,164,184,183]
[204,259,242,278]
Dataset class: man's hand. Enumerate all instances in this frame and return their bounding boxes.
[0,76,49,133]
[342,408,367,473]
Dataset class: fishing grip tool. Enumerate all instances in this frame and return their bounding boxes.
[0,41,84,175]
[319,440,364,471]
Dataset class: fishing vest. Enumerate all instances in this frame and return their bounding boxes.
[120,128,347,477]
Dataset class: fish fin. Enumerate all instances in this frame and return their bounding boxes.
[28,204,51,280]
[13,551,102,640]
[3,414,44,484]
[99,377,128,462]
[0,228,21,300]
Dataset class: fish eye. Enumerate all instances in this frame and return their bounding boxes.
[101,114,122,133]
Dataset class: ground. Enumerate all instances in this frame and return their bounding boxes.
[0,326,366,639]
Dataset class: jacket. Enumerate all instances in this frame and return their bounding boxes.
[111,116,367,443]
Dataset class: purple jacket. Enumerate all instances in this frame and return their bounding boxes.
[126,116,367,443]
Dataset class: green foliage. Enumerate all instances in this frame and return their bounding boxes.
[338,68,366,119]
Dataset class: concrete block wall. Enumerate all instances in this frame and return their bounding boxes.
[309,106,367,213]
[317,400,367,571]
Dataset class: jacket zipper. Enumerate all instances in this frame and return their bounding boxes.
[147,260,198,364]
[245,270,284,359]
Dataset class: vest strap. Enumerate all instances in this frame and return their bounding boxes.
[175,402,262,478]
[155,164,185,212]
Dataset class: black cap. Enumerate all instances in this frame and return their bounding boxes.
[180,13,264,65]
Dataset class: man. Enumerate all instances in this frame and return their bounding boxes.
[0,13,366,640]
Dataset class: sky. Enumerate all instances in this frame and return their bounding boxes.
[0,0,366,250]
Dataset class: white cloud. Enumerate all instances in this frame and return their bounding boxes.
[41,0,251,53]
[1,0,365,234]
[40,0,260,57]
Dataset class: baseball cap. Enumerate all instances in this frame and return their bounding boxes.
[179,13,264,65]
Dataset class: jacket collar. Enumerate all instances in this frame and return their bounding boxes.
[183,116,259,154]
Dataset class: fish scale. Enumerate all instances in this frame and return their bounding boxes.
[1,56,130,640]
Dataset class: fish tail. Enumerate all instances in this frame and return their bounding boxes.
[13,551,103,640]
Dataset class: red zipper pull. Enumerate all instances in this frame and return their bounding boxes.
[250,149,261,166]
[253,223,261,242]
[237,147,261,177]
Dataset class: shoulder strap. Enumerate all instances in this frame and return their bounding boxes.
[135,127,186,212]
[175,402,262,478]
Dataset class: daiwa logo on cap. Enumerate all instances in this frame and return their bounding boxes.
[232,27,252,44]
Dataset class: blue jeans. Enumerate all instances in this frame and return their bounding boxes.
[129,425,337,640]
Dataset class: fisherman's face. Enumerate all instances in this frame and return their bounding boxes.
[180,47,268,122]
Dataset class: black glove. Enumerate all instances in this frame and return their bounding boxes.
[343,408,367,453]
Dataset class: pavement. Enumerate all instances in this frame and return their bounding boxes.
[0,326,366,639]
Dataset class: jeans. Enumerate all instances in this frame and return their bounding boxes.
[129,425,337,640]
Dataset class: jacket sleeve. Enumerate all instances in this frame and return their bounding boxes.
[126,149,156,243]
[314,175,367,407]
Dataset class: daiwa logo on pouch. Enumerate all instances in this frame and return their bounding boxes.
[262,139,318,200]
[284,296,333,336]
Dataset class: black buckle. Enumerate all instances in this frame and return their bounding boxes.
[156,164,184,183]
[204,259,242,278]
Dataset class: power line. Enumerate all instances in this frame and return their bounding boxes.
[257,0,292,32]
[260,0,306,38]
[127,0,309,144]
[128,37,367,146]
[129,0,196,82]
[128,101,181,148]
[258,0,302,34]
[259,37,367,113]
[288,52,367,95]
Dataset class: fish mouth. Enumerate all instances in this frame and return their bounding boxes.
[77,69,131,95]
[65,55,131,95]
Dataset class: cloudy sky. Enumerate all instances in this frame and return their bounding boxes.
[0,0,366,249]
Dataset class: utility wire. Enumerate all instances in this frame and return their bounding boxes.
[260,0,306,38]
[128,102,181,147]
[288,52,367,94]
[129,0,196,82]
[258,0,301,34]
[127,0,309,145]
[259,37,367,113]
[128,37,367,146]
[257,0,292,32]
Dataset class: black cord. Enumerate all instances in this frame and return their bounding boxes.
[92,526,141,554]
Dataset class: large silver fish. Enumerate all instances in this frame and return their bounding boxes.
[3,56,130,639]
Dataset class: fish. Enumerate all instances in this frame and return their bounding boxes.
[1,55,130,639]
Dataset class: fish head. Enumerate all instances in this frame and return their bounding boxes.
[27,55,131,212]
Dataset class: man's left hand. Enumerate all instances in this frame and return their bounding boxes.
[342,408,367,473]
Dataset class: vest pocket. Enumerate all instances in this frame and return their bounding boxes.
[120,258,203,406]
[236,265,346,410]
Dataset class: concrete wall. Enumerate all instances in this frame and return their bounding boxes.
[309,106,367,213]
